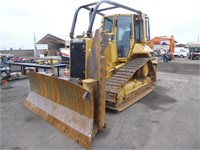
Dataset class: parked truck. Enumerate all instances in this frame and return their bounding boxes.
[188,46,200,60]
[174,47,189,58]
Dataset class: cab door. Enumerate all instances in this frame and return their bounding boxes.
[116,15,132,58]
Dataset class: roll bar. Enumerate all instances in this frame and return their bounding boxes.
[70,0,142,38]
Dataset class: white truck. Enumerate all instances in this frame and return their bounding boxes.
[173,47,189,58]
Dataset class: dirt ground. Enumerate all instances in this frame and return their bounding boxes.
[1,58,200,150]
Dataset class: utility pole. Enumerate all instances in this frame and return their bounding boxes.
[198,22,200,43]
[33,32,37,57]
[0,32,2,50]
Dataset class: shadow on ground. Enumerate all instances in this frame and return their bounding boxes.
[138,86,177,111]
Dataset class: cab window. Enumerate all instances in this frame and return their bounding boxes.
[103,16,114,33]
[134,16,143,42]
[180,49,185,52]
[194,47,200,52]
[116,16,132,57]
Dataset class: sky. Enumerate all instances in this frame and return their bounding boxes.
[0,0,200,49]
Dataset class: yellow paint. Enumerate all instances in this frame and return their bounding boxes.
[85,38,93,79]
[124,81,136,92]
[132,44,153,54]
[142,64,149,77]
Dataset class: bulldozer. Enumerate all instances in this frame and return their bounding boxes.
[24,0,157,149]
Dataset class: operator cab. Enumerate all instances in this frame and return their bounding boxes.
[103,14,150,59]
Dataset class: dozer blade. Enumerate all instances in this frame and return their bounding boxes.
[24,72,97,149]
[24,29,109,149]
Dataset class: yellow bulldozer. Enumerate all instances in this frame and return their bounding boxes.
[24,0,157,149]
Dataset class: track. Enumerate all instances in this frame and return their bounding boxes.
[106,57,150,94]
[105,57,156,111]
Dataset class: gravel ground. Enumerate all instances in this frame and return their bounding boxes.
[0,58,199,150]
